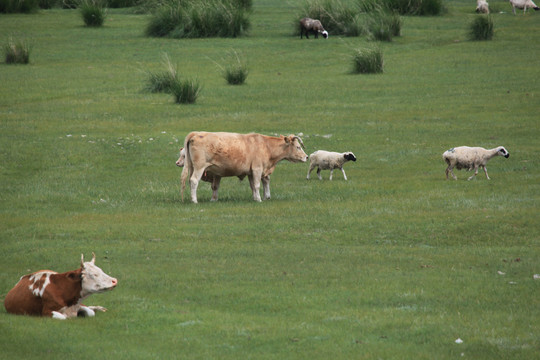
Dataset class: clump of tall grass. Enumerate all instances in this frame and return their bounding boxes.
[297,0,363,37]
[360,0,445,16]
[351,46,383,74]
[80,0,107,27]
[146,0,250,38]
[0,0,39,13]
[215,50,248,85]
[468,15,494,41]
[170,78,201,104]
[365,9,402,41]
[144,54,201,104]
[144,54,180,93]
[4,37,31,64]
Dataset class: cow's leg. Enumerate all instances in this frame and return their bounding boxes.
[189,169,206,203]
[316,168,322,180]
[341,167,348,180]
[262,175,271,200]
[211,176,221,201]
[248,173,262,202]
[77,306,96,317]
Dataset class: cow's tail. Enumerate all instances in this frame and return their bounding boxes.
[180,133,194,202]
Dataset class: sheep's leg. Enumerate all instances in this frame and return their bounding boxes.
[262,175,271,200]
[341,167,348,180]
[307,163,315,180]
[482,166,490,180]
[316,168,322,180]
[210,176,221,201]
[329,169,334,180]
[446,166,457,180]
[467,166,479,181]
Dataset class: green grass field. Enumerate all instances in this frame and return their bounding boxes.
[1,1,539,358]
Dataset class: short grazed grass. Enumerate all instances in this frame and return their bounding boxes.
[0,1,539,359]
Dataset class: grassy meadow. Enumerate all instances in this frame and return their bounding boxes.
[1,0,539,358]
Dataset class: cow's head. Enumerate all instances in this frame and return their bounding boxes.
[80,253,118,295]
[284,135,308,163]
[176,147,185,167]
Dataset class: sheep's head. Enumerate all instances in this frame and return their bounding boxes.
[344,152,356,162]
[322,30,328,39]
[497,147,510,158]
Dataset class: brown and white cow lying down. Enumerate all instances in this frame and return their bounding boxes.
[4,253,117,320]
[180,132,308,203]
[300,17,328,39]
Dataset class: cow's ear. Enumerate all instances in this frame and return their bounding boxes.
[282,135,289,143]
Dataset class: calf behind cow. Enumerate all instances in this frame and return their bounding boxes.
[4,253,117,320]
[181,132,308,203]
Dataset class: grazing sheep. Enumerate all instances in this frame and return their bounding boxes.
[476,0,490,13]
[300,17,328,39]
[509,0,539,14]
[442,146,509,181]
[307,150,356,180]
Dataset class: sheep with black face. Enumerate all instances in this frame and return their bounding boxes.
[443,146,509,180]
[300,17,328,39]
[307,150,356,180]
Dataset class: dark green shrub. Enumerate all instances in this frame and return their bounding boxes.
[366,9,401,41]
[4,37,31,64]
[469,15,493,41]
[0,0,39,13]
[352,47,383,74]
[146,0,250,38]
[80,0,107,27]
[170,78,201,104]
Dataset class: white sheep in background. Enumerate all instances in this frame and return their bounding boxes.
[476,0,490,13]
[509,0,539,14]
[442,146,509,181]
[307,150,356,180]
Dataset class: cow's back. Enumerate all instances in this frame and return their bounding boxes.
[4,272,52,316]
[187,132,266,177]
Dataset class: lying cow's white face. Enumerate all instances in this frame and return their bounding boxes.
[81,253,117,295]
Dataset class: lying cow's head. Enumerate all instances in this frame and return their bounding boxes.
[81,253,117,295]
[284,135,308,163]
[176,147,185,167]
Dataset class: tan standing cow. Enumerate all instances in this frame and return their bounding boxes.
[4,253,117,320]
[180,132,308,203]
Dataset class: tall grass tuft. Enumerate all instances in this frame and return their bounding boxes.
[351,46,383,74]
[4,37,31,64]
[221,50,248,85]
[146,0,250,38]
[377,0,445,15]
[0,0,39,13]
[468,15,494,41]
[144,54,180,93]
[80,0,107,27]
[365,9,401,41]
[170,78,201,104]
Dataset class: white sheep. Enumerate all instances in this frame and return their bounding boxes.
[442,146,509,181]
[509,0,539,14]
[476,0,490,13]
[307,150,356,180]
